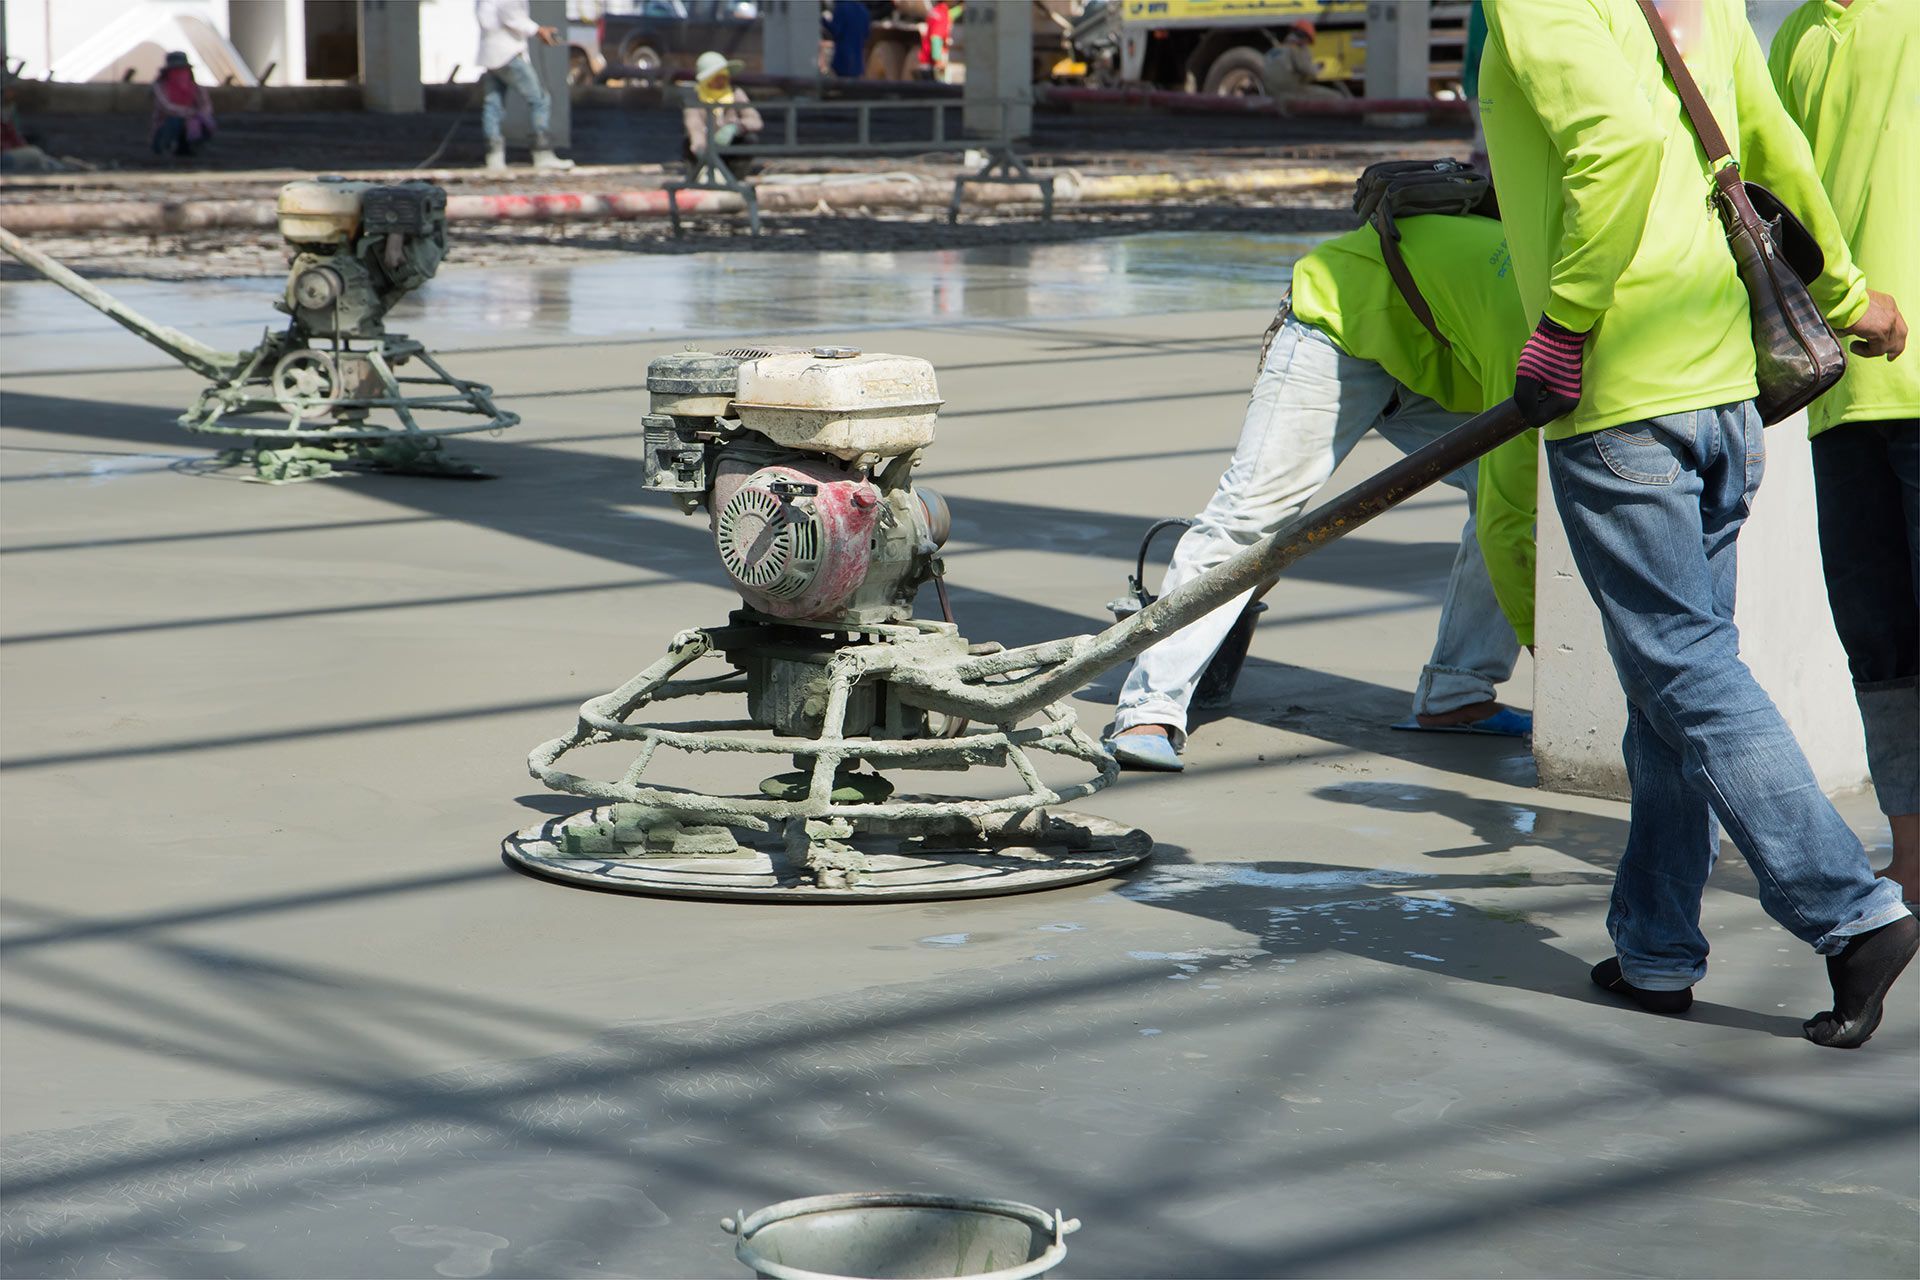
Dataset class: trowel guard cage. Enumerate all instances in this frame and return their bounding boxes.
[517,618,1153,900]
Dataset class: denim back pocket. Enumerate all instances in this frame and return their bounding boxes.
[1593,425,1683,485]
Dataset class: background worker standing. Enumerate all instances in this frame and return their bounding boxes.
[1480,0,1913,1047]
[828,0,872,79]
[475,0,574,173]
[1769,0,1920,907]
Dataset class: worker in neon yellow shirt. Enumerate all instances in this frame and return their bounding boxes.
[1107,213,1531,772]
[1770,0,1920,908]
[1480,0,1912,1047]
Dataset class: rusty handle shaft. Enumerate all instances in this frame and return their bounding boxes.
[914,398,1531,721]
[0,225,243,381]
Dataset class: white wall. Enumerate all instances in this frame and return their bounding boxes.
[7,0,235,81]
[1532,409,1868,800]
[228,0,306,84]
[2,0,477,86]
[420,0,483,82]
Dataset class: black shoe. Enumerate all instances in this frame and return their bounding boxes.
[1803,914,1920,1049]
[1591,957,1693,1015]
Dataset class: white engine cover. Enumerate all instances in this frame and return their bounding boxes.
[732,351,941,461]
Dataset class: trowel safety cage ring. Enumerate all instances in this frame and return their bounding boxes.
[721,1192,1080,1280]
[181,337,519,442]
[528,627,1118,828]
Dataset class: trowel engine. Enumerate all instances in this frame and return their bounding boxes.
[277,179,446,344]
[641,346,954,734]
[511,344,1147,900]
[0,178,514,484]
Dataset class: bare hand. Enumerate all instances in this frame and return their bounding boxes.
[536,26,562,46]
[1844,290,1908,360]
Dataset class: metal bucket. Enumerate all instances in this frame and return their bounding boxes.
[722,1192,1080,1280]
[1109,517,1267,711]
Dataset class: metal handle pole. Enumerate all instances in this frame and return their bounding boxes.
[898,399,1532,721]
[0,225,242,381]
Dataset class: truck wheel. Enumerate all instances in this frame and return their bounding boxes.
[568,48,595,87]
[1201,45,1267,96]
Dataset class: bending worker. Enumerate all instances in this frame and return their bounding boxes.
[1480,0,1912,1047]
[1107,207,1530,772]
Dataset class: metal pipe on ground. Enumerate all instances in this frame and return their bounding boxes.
[1035,85,1469,118]
[0,165,1352,234]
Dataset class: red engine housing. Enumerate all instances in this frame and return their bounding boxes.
[710,458,882,619]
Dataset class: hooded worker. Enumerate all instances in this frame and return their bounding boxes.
[682,51,764,178]
[150,51,215,158]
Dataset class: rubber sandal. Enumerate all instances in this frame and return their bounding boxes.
[1390,707,1533,737]
[1104,734,1184,773]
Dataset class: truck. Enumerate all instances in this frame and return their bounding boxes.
[1071,0,1471,97]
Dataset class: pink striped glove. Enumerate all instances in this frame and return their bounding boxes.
[1513,317,1590,428]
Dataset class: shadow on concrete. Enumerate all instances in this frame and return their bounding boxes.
[0,880,1890,1279]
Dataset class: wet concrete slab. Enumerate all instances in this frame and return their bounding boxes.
[1,239,1915,1279]
[0,232,1321,375]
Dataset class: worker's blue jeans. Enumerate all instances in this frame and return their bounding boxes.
[481,54,550,144]
[1546,403,1908,989]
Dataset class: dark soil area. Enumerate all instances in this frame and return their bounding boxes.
[13,101,1469,176]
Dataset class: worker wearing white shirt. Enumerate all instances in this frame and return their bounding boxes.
[475,0,573,172]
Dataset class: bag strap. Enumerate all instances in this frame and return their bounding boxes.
[1371,210,1452,349]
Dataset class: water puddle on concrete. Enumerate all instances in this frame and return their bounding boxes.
[1117,864,1436,902]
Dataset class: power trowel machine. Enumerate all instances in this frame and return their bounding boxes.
[508,344,1529,903]
[0,178,514,482]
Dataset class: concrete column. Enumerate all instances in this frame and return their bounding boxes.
[359,0,424,113]
[1532,410,1868,799]
[962,0,1033,141]
[1363,1,1428,128]
[761,0,822,82]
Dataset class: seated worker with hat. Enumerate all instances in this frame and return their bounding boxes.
[683,51,764,179]
[151,51,215,158]
[1107,205,1531,772]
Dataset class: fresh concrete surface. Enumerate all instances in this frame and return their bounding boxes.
[2,240,1915,1279]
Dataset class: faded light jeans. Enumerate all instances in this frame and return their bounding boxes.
[1114,311,1519,744]
[481,54,550,145]
[1546,403,1909,990]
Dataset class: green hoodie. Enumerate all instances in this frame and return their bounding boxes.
[1289,215,1527,416]
[1769,0,1919,435]
[1479,0,1869,439]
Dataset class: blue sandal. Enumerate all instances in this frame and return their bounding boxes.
[1104,733,1185,772]
[1390,708,1533,738]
